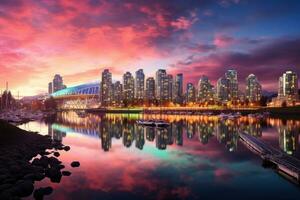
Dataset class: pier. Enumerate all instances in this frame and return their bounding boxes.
[239,132,300,183]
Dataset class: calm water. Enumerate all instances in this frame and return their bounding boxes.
[19,112,300,200]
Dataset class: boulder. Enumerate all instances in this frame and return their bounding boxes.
[62,171,71,176]
[64,146,71,151]
[71,161,80,168]
[53,152,60,157]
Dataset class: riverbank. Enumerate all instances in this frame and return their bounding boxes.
[0,120,76,199]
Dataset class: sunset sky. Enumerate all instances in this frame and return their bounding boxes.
[1,0,300,96]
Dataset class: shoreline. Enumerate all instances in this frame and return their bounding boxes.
[0,120,76,199]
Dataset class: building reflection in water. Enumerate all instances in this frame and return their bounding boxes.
[48,124,66,141]
[50,112,300,155]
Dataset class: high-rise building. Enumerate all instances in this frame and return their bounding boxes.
[173,73,183,103]
[197,75,213,102]
[166,74,173,101]
[123,72,135,102]
[112,81,123,106]
[135,69,145,100]
[225,69,238,100]
[101,69,112,106]
[278,71,298,101]
[155,69,167,100]
[246,74,262,103]
[186,83,196,103]
[48,82,53,94]
[52,74,65,92]
[216,77,229,102]
[146,77,155,101]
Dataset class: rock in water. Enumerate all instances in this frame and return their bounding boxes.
[62,171,72,176]
[64,146,71,151]
[53,152,60,157]
[71,161,80,168]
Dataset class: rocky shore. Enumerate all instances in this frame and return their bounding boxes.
[0,119,78,199]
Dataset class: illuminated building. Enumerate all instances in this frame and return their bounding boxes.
[271,70,298,107]
[246,74,262,103]
[216,77,229,102]
[145,77,155,101]
[166,74,173,101]
[112,81,123,106]
[101,69,112,106]
[135,69,145,100]
[225,69,238,100]
[279,71,298,101]
[173,73,183,103]
[123,72,135,102]
[186,83,196,103]
[197,75,214,102]
[155,69,167,100]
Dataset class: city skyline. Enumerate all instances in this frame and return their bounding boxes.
[49,68,298,109]
[1,0,300,96]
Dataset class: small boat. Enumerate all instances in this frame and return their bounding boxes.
[137,120,156,126]
[136,120,170,127]
[154,120,170,127]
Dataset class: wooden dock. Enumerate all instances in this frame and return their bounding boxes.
[239,132,300,183]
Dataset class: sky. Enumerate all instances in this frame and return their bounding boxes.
[0,0,300,96]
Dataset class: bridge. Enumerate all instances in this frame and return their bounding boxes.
[51,82,100,109]
[239,132,300,183]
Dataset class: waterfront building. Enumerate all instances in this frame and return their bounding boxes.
[186,83,196,103]
[112,81,123,106]
[101,69,112,106]
[270,70,298,107]
[166,74,173,101]
[173,73,183,103]
[48,82,53,94]
[123,72,135,102]
[197,75,214,102]
[225,69,238,100]
[246,74,262,103]
[135,69,145,100]
[145,77,155,101]
[279,71,298,100]
[52,74,65,93]
[216,77,230,102]
[155,69,167,100]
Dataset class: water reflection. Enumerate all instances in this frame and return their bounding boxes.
[47,112,300,156]
[18,112,300,200]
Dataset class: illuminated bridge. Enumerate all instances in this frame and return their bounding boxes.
[51,82,100,109]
